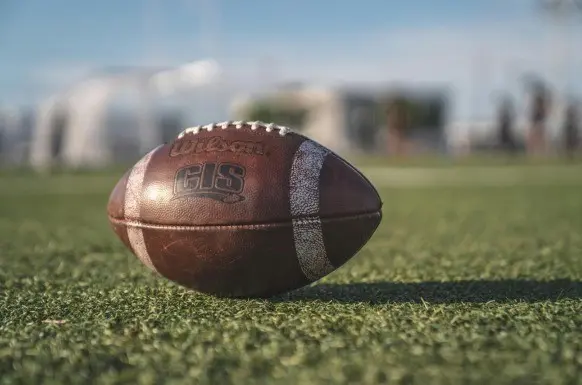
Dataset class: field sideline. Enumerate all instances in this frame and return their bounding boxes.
[0,159,581,384]
[1,163,582,195]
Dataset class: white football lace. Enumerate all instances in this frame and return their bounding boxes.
[177,121,291,139]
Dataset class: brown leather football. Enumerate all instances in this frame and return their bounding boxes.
[107,121,382,298]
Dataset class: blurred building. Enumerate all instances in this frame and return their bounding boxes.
[28,60,219,171]
[0,107,34,165]
[31,74,155,170]
[446,105,581,156]
[447,120,527,154]
[230,83,449,156]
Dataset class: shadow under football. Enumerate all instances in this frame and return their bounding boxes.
[271,278,582,304]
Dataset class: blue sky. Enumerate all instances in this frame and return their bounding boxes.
[1,0,581,123]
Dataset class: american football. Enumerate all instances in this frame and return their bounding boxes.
[107,120,382,298]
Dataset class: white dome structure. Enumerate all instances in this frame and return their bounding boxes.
[29,59,221,171]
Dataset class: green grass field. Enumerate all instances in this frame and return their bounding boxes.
[1,160,581,385]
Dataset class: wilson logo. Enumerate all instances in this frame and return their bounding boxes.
[173,162,246,203]
[170,136,266,157]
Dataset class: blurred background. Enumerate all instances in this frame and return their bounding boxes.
[2,3,582,383]
[0,0,581,170]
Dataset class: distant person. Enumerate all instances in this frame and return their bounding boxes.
[527,82,551,156]
[497,97,517,154]
[563,103,579,158]
[351,107,376,152]
[386,98,410,156]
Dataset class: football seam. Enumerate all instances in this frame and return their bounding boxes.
[108,211,381,231]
